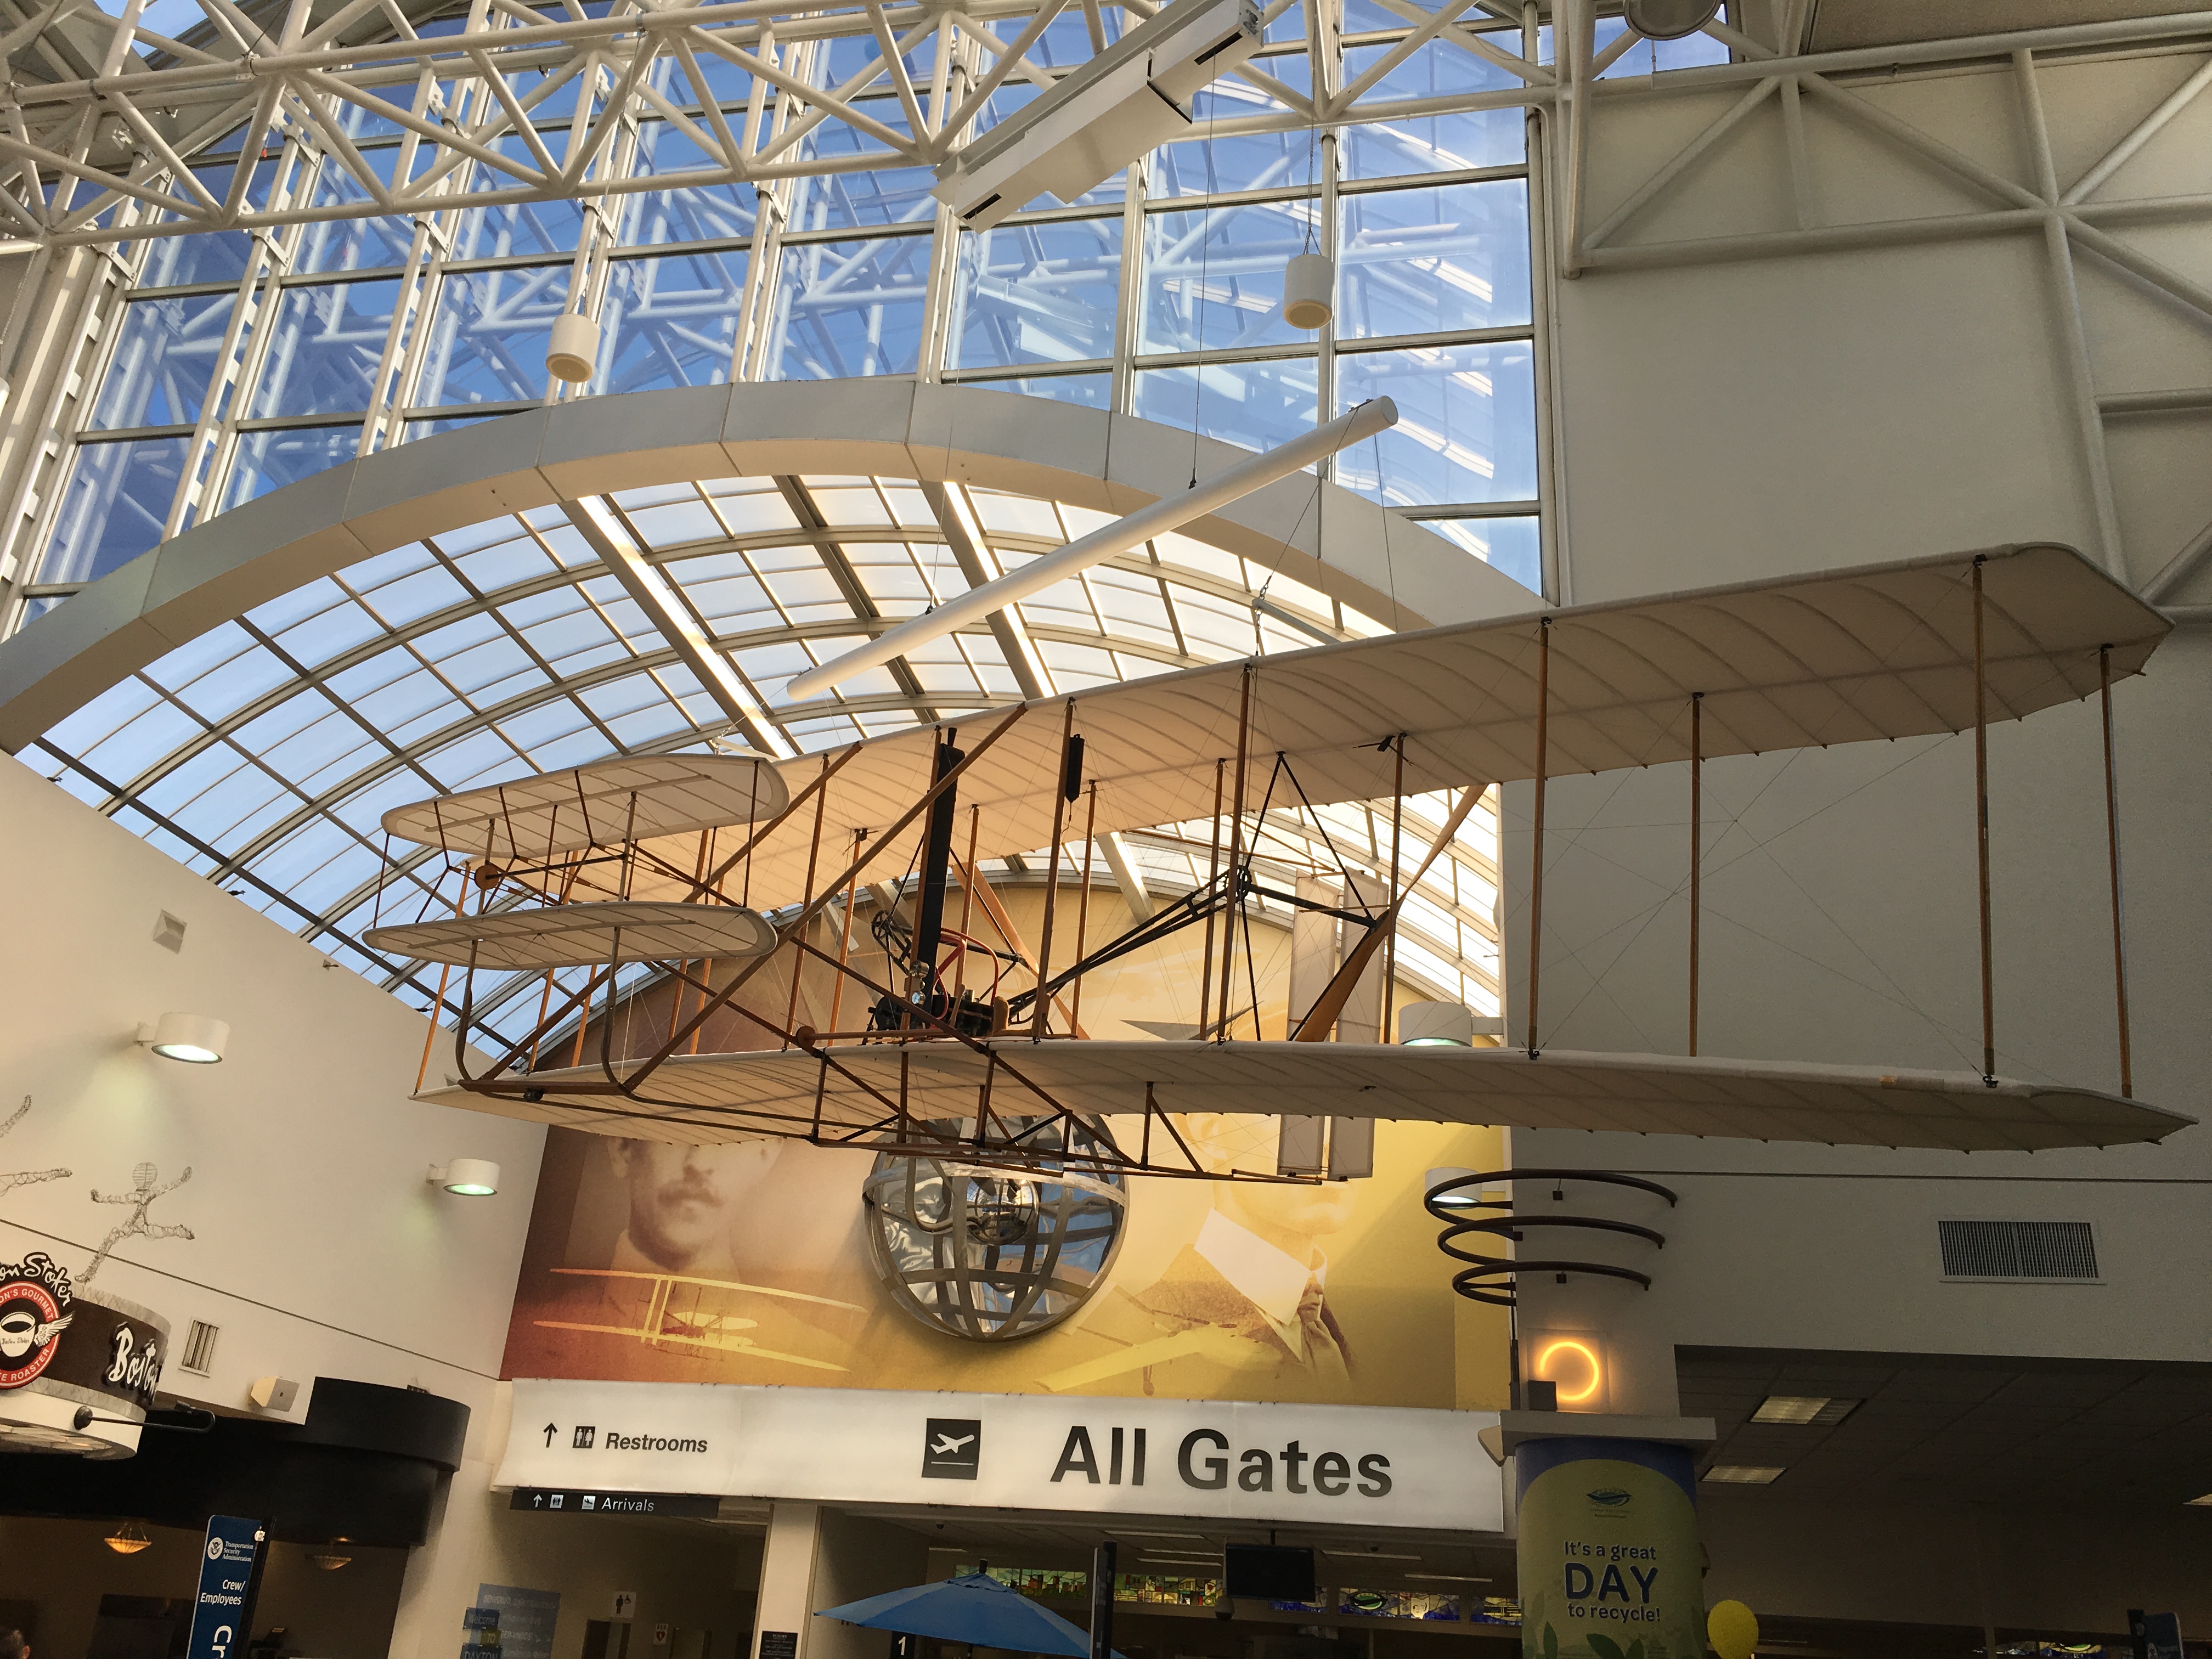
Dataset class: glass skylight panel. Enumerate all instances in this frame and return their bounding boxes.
[970,493,1065,541]
[450,156,588,258]
[350,558,475,631]
[1142,202,1316,356]
[786,162,940,233]
[158,636,292,725]
[1335,342,1537,506]
[623,495,727,549]
[707,484,804,535]
[37,438,191,585]
[446,531,567,593]
[251,280,403,417]
[89,295,233,430]
[1339,38,1528,177]
[1133,361,1321,456]
[1339,182,1532,337]
[594,252,750,396]
[1413,516,1539,592]
[765,236,930,380]
[416,266,571,407]
[647,49,752,113]
[224,427,364,511]
[951,217,1124,372]
[808,485,895,526]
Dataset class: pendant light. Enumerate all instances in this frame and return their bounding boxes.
[1283,115,1333,331]
[104,1520,153,1554]
[546,312,599,383]
[1283,253,1334,330]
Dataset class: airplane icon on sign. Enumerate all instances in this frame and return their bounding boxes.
[931,1431,975,1455]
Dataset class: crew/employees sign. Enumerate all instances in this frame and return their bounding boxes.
[186,1516,267,1659]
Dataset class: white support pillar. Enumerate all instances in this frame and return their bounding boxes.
[752,1500,825,1659]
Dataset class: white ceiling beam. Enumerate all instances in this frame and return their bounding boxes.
[564,498,790,757]
[786,397,1400,700]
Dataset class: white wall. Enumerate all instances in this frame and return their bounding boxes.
[1500,36,2212,1404]
[0,747,543,1435]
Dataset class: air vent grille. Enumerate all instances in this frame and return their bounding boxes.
[1938,1220,2098,1281]
[179,1319,219,1374]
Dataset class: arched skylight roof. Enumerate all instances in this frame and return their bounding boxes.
[29,456,1502,1045]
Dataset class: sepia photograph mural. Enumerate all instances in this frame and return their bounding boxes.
[500,1113,1509,1409]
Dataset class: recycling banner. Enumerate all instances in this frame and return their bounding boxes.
[1515,1436,1703,1659]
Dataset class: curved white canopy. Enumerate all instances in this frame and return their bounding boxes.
[417,1040,2192,1155]
[382,754,788,856]
[364,900,776,970]
[530,543,2168,915]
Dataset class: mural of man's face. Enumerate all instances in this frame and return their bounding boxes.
[608,1141,758,1272]
[1179,1113,1359,1256]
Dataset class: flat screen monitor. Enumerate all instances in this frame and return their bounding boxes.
[1223,1545,1317,1602]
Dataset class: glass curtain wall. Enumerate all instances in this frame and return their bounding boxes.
[8,0,1663,622]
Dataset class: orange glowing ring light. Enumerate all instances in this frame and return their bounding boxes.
[1532,1338,1602,1405]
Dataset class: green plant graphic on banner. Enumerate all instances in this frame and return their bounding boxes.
[1516,1440,1702,1659]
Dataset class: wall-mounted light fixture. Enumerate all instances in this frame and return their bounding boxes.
[136,1013,228,1064]
[428,1159,500,1197]
[104,1520,153,1554]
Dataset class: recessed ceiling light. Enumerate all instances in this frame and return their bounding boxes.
[1751,1395,1859,1426]
[1406,1575,1492,1584]
[1702,1465,1785,1485]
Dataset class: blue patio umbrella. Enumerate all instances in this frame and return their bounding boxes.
[815,1573,1124,1658]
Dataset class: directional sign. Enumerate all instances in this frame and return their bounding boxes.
[185,1516,267,1659]
[510,1488,720,1519]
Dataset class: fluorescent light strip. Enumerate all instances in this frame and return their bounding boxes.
[1323,1550,1422,1561]
[1750,1394,1859,1426]
[1701,1465,1785,1485]
[1406,1575,1493,1584]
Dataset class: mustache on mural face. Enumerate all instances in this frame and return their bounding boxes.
[656,1172,724,1212]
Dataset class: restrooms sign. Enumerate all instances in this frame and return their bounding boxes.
[498,1380,1503,1533]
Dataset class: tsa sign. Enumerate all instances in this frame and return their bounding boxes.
[185,1515,267,1659]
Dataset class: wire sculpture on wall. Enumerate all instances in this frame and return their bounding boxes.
[0,1097,70,1204]
[81,1164,194,1285]
[862,1118,1127,1341]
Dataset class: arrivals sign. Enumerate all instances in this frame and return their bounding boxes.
[497,1379,1504,1533]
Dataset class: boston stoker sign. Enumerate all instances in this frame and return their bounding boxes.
[498,1381,1502,1533]
[0,1250,171,1454]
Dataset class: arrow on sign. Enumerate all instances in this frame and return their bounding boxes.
[544,1422,558,1447]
